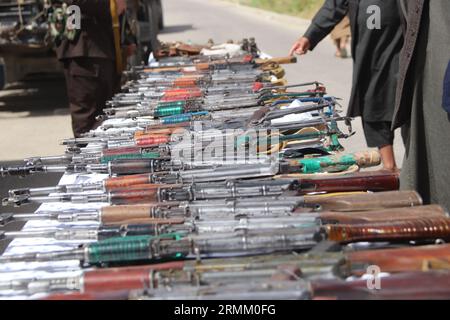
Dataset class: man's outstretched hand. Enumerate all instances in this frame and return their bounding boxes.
[289,37,311,56]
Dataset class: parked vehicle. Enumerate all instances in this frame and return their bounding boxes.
[0,0,163,89]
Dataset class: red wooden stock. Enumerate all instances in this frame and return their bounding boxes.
[318,205,447,225]
[302,191,422,212]
[297,171,400,195]
[100,203,181,224]
[347,244,450,275]
[104,174,154,190]
[326,218,450,243]
[311,272,450,300]
[135,135,171,147]
[102,146,142,157]
[83,261,185,292]
[109,188,159,205]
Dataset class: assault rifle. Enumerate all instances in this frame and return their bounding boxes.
[1,198,444,268]
[0,150,379,179]
[0,191,424,226]
[135,55,297,74]
[0,253,342,296]
[6,170,400,199]
[0,228,320,266]
[311,271,450,300]
[0,215,319,241]
[5,242,450,298]
[1,204,444,242]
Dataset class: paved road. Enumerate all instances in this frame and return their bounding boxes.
[0,73,72,161]
[159,0,405,165]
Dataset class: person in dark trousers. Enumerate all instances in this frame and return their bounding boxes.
[56,0,126,138]
[392,0,450,210]
[289,0,404,171]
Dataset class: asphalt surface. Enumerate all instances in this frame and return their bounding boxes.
[0,72,73,161]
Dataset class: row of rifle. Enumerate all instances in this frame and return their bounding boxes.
[1,39,450,300]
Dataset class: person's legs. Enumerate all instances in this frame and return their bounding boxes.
[362,121,397,170]
[334,39,342,57]
[63,58,116,137]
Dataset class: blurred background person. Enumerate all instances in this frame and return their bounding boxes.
[330,15,351,58]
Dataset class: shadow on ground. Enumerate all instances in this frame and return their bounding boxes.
[160,24,195,34]
[0,160,63,254]
[0,72,69,117]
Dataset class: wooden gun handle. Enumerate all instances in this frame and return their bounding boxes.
[319,204,447,224]
[255,56,297,65]
[347,244,450,275]
[100,202,182,224]
[326,217,450,243]
[135,136,171,147]
[104,174,154,191]
[83,261,185,293]
[101,204,161,223]
[304,190,423,212]
[297,170,400,194]
[109,188,159,205]
[102,147,142,157]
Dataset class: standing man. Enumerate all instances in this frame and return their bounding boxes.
[56,0,127,138]
[392,0,450,209]
[289,0,404,171]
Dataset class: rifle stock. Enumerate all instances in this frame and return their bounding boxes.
[346,244,450,275]
[100,204,179,224]
[311,271,450,300]
[255,56,297,65]
[294,170,399,195]
[302,190,422,211]
[104,174,156,190]
[109,188,160,205]
[319,205,447,224]
[77,191,425,225]
[326,217,450,243]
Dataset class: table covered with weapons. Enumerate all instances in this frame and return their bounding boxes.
[0,39,449,300]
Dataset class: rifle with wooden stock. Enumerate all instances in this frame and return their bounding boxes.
[0,191,425,229]
[0,252,341,296]
[5,242,450,299]
[5,169,399,202]
[3,200,448,267]
[1,203,443,243]
[1,174,410,208]
[0,150,380,182]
